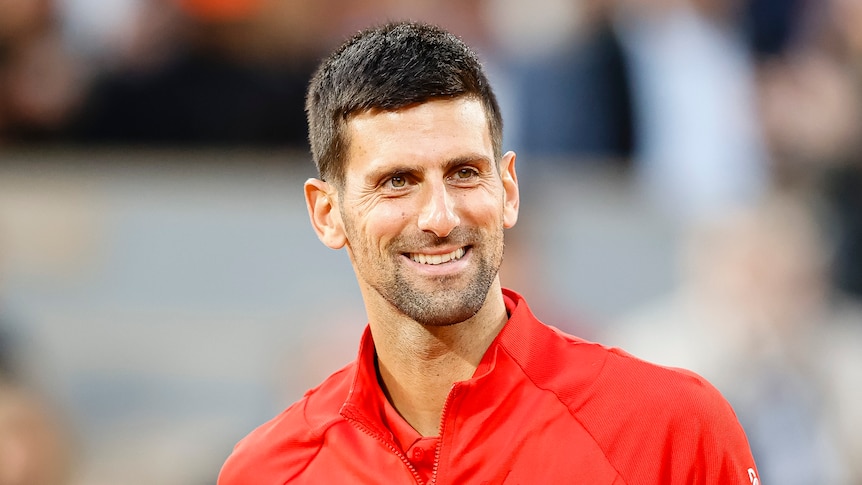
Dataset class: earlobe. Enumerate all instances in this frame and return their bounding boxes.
[501,151,520,229]
[305,178,347,249]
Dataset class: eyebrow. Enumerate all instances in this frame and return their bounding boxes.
[443,153,494,171]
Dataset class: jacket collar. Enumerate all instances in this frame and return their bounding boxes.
[339,288,537,440]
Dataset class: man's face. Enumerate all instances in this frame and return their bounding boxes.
[336,97,518,326]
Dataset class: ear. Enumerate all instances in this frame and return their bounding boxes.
[304,178,347,249]
[500,151,520,229]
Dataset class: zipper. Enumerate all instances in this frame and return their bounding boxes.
[345,408,425,485]
[429,383,461,485]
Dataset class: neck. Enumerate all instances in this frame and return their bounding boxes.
[370,285,508,436]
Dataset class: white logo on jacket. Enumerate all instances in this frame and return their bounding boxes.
[748,468,759,485]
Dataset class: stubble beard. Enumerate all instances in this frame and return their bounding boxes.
[388,236,502,326]
[348,223,505,327]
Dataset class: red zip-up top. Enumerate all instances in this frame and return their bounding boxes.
[218,289,760,484]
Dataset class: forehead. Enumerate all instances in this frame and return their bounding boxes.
[343,98,494,175]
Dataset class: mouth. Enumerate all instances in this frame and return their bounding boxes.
[407,247,467,265]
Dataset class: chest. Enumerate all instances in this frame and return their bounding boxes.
[304,388,622,485]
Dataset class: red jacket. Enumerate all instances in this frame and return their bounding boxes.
[219,289,760,484]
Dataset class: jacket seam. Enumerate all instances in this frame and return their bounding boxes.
[498,340,629,484]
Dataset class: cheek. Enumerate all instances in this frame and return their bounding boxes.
[356,204,412,248]
[458,192,503,225]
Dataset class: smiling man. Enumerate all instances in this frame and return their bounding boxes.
[218,21,759,484]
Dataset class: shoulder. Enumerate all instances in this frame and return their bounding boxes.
[540,332,741,431]
[509,317,757,482]
[500,294,742,428]
[217,363,356,485]
[521,321,734,417]
[573,343,758,483]
[592,345,739,426]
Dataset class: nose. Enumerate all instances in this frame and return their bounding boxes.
[417,181,460,237]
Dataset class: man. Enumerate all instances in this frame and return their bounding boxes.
[218,21,759,484]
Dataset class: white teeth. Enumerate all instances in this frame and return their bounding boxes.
[410,247,465,265]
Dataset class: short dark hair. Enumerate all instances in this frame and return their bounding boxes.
[305,21,503,188]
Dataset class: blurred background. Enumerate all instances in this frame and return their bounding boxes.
[1,0,861,483]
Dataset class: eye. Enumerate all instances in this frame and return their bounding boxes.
[388,175,407,188]
[454,168,478,180]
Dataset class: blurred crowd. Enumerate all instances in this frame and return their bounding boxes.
[1,0,862,483]
[0,320,73,484]
[0,0,859,283]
